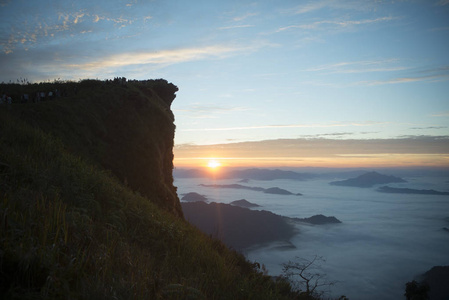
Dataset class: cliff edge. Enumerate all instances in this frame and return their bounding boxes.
[0,79,303,299]
[1,79,182,217]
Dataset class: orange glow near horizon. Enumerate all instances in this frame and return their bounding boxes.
[173,154,449,169]
[173,138,449,169]
[207,159,222,169]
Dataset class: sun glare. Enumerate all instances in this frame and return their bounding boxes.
[207,159,221,169]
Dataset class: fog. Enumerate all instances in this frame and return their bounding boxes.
[174,172,449,299]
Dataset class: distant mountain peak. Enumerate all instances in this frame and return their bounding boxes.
[330,171,406,188]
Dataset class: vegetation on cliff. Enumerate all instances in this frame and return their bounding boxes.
[1,79,181,217]
[0,79,305,299]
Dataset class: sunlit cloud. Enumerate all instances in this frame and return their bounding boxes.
[65,44,262,70]
[1,3,141,54]
[174,136,449,167]
[182,121,387,132]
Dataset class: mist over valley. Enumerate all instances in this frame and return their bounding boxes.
[176,168,449,299]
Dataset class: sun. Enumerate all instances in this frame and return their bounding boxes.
[207,159,221,169]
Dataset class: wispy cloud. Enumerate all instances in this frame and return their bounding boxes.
[436,0,449,6]
[281,0,385,15]
[410,126,447,130]
[277,16,396,32]
[431,111,449,117]
[182,121,387,132]
[65,44,261,70]
[219,25,254,30]
[174,136,449,167]
[364,73,449,85]
[429,26,449,32]
[1,3,141,54]
[306,59,406,74]
[0,0,10,7]
[284,2,328,14]
[337,65,449,86]
[175,104,249,118]
[233,12,258,22]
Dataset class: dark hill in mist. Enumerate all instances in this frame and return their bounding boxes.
[377,186,449,195]
[181,201,297,251]
[182,202,342,250]
[0,79,301,299]
[174,167,315,180]
[231,168,315,181]
[408,266,449,300]
[231,199,261,208]
[181,192,208,202]
[291,214,342,225]
[329,171,406,188]
[199,183,302,195]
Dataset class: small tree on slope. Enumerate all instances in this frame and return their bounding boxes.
[281,255,338,299]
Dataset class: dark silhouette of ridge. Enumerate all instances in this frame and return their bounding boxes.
[330,171,406,188]
[181,192,208,202]
[181,202,342,251]
[377,186,449,195]
[199,183,302,195]
[181,201,296,251]
[230,199,260,208]
[1,79,182,217]
[290,214,342,225]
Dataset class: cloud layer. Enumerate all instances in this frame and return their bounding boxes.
[174,136,449,167]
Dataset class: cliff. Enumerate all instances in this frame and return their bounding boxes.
[1,79,182,217]
[0,79,302,299]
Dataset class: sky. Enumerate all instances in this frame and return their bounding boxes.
[1,0,449,168]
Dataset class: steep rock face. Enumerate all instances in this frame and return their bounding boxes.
[3,79,182,217]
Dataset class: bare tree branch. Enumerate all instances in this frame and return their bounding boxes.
[281,255,337,298]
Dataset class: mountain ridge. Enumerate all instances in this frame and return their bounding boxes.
[329,171,406,188]
[0,79,302,299]
[1,79,182,216]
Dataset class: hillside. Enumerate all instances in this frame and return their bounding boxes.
[1,79,181,217]
[0,79,303,299]
[182,201,297,251]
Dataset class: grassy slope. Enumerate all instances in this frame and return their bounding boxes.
[1,80,181,217]
[0,80,300,299]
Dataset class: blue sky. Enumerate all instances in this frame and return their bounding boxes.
[1,0,448,167]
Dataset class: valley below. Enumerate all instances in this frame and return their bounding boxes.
[175,169,449,300]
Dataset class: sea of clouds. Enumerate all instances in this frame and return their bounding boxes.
[175,172,449,300]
